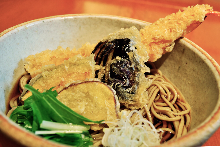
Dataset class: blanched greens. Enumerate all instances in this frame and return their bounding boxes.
[10,84,103,146]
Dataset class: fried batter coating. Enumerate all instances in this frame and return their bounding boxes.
[21,54,97,100]
[24,43,95,77]
[140,4,213,62]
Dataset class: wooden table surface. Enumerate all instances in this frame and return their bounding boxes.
[0,0,220,146]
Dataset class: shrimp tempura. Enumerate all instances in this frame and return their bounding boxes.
[140,4,213,62]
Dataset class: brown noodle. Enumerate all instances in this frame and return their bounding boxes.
[143,62,191,143]
[7,62,191,145]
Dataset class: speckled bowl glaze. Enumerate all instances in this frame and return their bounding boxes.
[0,15,220,147]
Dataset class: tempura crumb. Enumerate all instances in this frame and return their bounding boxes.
[22,54,97,100]
[140,4,213,62]
[24,43,95,77]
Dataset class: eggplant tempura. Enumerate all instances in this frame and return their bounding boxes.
[93,4,215,109]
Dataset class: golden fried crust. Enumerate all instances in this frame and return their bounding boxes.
[21,54,96,100]
[24,43,95,77]
[140,4,213,62]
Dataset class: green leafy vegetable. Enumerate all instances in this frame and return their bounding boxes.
[10,84,103,146]
[40,132,93,147]
[10,105,33,131]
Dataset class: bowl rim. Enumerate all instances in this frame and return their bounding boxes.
[0,14,220,147]
[0,14,149,38]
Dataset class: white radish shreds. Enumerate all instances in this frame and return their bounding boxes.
[102,110,162,147]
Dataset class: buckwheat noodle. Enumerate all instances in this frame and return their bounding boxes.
[7,62,191,145]
[143,62,191,143]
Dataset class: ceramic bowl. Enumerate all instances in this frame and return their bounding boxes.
[0,14,220,147]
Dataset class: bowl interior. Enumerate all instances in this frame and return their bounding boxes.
[155,39,220,130]
[0,15,220,146]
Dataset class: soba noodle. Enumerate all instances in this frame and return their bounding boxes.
[143,62,191,143]
[83,62,191,146]
[7,61,191,146]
